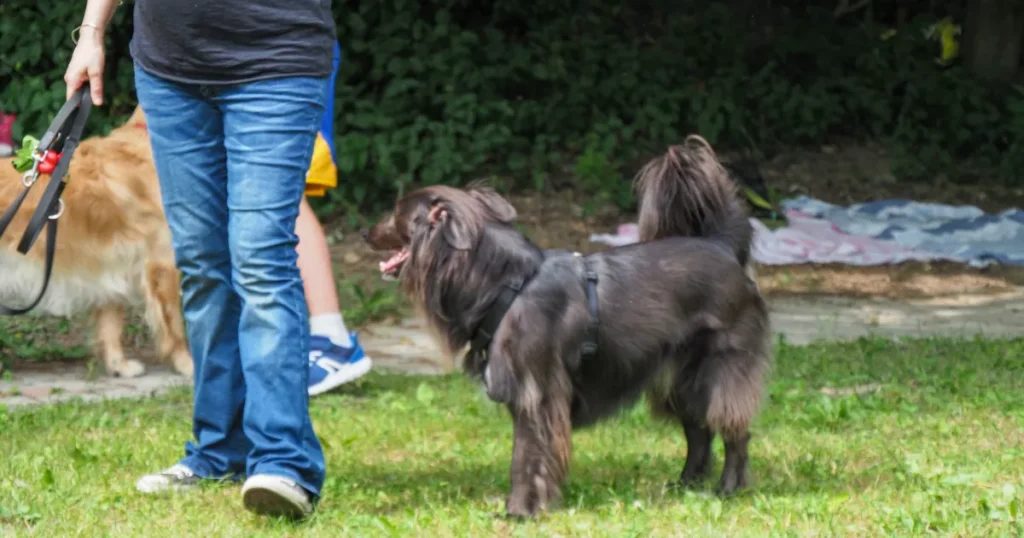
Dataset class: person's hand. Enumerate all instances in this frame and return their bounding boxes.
[64,26,105,105]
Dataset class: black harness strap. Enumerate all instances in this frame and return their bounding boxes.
[579,254,600,358]
[0,85,92,315]
[469,279,523,357]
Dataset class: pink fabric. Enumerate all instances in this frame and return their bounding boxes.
[0,113,14,158]
[750,211,941,265]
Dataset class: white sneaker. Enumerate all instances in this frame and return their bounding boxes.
[241,474,314,519]
[136,464,200,493]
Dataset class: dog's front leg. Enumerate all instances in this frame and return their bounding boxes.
[143,261,193,378]
[93,303,146,378]
[505,392,572,519]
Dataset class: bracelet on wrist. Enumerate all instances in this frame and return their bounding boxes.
[72,23,104,44]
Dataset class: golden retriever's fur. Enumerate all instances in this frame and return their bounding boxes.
[0,106,192,378]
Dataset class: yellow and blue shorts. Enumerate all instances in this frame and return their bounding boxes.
[305,40,341,198]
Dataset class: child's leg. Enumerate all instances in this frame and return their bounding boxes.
[297,196,372,396]
[296,197,351,347]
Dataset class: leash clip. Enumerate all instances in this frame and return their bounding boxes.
[21,170,39,188]
[21,153,44,187]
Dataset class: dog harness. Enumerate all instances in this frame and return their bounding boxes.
[469,251,600,361]
[577,253,600,357]
[469,278,524,357]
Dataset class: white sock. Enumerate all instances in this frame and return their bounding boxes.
[309,313,353,348]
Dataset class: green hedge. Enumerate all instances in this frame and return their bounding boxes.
[2,0,1022,218]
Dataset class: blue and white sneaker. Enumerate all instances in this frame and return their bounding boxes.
[308,332,372,396]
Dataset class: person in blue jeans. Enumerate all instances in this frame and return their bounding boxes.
[65,0,333,518]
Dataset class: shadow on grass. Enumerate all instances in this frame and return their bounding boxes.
[323,445,859,517]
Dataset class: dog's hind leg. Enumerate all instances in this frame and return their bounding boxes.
[703,348,767,495]
[649,367,715,488]
[680,412,715,486]
[717,426,751,495]
[505,378,572,519]
[142,261,193,378]
[93,303,146,378]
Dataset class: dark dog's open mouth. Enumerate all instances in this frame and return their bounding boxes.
[379,248,409,281]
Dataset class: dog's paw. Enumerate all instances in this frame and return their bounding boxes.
[504,505,538,520]
[678,475,706,489]
[171,351,194,378]
[505,493,547,520]
[113,359,146,378]
[666,478,702,491]
[677,466,713,489]
[505,495,534,519]
[714,468,750,497]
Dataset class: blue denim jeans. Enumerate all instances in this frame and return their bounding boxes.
[134,65,327,496]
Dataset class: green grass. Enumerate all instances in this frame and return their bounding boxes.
[2,336,1023,537]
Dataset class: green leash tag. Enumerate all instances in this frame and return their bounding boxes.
[12,135,40,173]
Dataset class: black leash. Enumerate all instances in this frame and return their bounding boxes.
[0,84,92,315]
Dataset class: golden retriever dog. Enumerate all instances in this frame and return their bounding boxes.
[0,106,192,378]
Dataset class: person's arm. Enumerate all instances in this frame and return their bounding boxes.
[64,0,120,104]
[80,0,120,34]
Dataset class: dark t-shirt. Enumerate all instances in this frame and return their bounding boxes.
[130,0,336,85]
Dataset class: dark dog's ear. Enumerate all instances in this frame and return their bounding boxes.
[468,187,517,224]
[428,198,477,250]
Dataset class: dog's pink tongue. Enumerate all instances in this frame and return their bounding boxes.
[379,250,407,273]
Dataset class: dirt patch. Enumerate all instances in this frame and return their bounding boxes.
[747,143,1024,213]
[755,263,1024,300]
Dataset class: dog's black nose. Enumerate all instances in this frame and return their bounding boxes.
[360,229,369,241]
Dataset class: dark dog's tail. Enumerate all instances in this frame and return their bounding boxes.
[633,135,752,265]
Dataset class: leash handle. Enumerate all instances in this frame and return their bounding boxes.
[0,86,89,240]
[0,84,92,315]
[17,85,92,255]
[37,84,92,153]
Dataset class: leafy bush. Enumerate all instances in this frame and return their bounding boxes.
[2,0,1022,220]
[0,1,137,142]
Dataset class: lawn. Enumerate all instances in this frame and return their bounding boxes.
[1,336,1022,537]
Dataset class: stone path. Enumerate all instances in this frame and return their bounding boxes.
[2,289,1022,408]
[768,289,1024,344]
